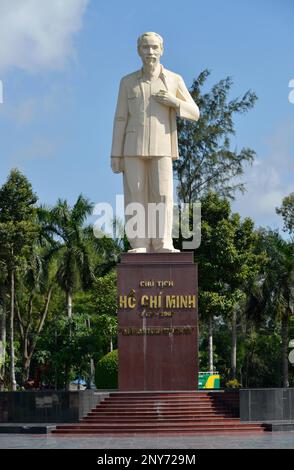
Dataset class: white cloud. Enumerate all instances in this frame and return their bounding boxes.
[9,137,57,164]
[232,120,294,229]
[3,84,71,126]
[10,97,38,125]
[0,0,89,73]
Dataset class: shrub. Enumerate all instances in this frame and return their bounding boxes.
[95,349,118,389]
[225,379,242,389]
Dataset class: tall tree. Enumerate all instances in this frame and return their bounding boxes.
[256,230,294,387]
[196,193,265,380]
[39,195,94,318]
[15,241,55,384]
[276,193,294,236]
[0,264,8,390]
[0,169,38,390]
[175,69,257,203]
[91,270,118,353]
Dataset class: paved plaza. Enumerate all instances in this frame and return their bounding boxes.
[0,432,294,449]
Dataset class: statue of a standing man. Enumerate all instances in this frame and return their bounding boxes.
[111,32,200,253]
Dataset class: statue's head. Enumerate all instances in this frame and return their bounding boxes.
[137,32,164,66]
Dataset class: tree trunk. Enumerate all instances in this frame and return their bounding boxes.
[90,358,95,388]
[67,291,73,318]
[65,290,73,390]
[208,315,213,374]
[22,335,29,386]
[23,286,53,386]
[231,309,237,380]
[0,298,6,390]
[10,270,17,391]
[85,317,95,388]
[281,312,289,388]
[22,358,31,384]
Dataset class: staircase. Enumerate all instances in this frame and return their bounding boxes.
[52,391,271,435]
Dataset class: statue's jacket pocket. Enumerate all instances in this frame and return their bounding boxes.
[127,89,140,116]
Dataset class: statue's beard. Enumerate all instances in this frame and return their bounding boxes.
[144,57,160,71]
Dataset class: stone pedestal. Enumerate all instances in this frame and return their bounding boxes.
[117,252,198,391]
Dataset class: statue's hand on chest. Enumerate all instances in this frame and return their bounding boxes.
[153,89,179,110]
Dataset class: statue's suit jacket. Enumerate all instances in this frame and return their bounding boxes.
[111,65,199,160]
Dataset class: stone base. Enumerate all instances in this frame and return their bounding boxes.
[117,252,198,391]
[0,390,109,423]
[240,388,294,422]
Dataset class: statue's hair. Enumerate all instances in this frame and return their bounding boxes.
[137,32,164,49]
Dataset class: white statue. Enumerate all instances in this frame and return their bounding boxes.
[111,32,200,253]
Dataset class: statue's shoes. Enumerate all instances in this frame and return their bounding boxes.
[127,247,147,253]
[156,247,180,253]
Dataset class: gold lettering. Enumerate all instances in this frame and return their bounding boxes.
[166,295,176,308]
[141,295,149,307]
[179,295,188,308]
[118,326,194,336]
[164,295,197,309]
[139,280,155,287]
[149,296,157,308]
[157,280,174,287]
[119,295,136,308]
[188,295,196,308]
[128,297,136,308]
[119,295,127,308]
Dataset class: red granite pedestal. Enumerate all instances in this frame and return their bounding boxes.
[117,252,198,391]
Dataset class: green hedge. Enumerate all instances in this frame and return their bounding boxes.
[95,349,118,389]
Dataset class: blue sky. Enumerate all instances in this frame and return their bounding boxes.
[0,0,293,234]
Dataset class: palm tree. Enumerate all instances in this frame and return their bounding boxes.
[15,241,55,384]
[39,195,95,318]
[267,235,294,388]
[0,263,8,390]
[249,230,294,387]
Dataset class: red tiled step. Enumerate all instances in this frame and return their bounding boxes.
[52,425,270,435]
[51,390,269,437]
[96,400,233,406]
[86,414,238,420]
[108,391,213,394]
[105,394,239,401]
[102,399,238,405]
[75,419,244,426]
[86,410,238,416]
[92,413,237,418]
[53,419,268,429]
[88,409,237,416]
[105,393,231,398]
[92,405,234,413]
[82,417,240,423]
[52,428,269,435]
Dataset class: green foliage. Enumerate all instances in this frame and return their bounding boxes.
[0,169,38,222]
[276,192,294,235]
[225,379,241,388]
[175,69,257,202]
[39,195,95,298]
[253,230,294,321]
[242,330,283,387]
[197,192,266,320]
[92,270,117,316]
[35,313,102,389]
[95,349,118,389]
[0,169,39,268]
[0,169,40,389]
[0,77,292,392]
